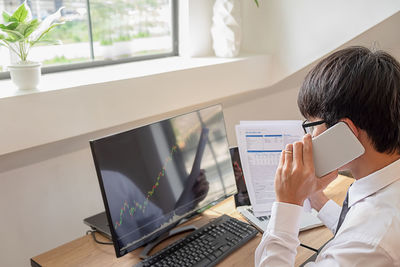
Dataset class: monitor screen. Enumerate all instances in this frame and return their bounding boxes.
[90,105,237,257]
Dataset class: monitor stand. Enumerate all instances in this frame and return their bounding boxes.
[139,224,198,259]
[84,212,198,259]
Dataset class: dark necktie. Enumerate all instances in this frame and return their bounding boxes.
[335,188,351,236]
[301,186,352,266]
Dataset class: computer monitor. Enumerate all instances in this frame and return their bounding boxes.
[90,104,237,257]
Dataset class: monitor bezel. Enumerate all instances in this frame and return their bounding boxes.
[89,104,236,257]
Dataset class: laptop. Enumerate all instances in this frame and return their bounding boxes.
[230,147,323,233]
[83,211,112,239]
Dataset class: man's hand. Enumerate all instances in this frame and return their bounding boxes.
[274,134,338,206]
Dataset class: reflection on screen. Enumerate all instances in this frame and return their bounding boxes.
[230,147,251,207]
[90,105,237,256]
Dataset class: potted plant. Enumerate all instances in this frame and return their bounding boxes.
[0,2,64,90]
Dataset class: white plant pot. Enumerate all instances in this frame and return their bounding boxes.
[8,62,41,90]
[211,0,242,58]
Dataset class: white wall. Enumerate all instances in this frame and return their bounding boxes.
[1,3,400,267]
[179,0,214,57]
[241,0,400,80]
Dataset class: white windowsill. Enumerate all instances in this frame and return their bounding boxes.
[0,54,272,156]
[0,55,267,98]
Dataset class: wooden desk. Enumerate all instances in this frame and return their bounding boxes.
[31,175,354,267]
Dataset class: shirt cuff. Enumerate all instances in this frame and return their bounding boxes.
[317,199,341,233]
[266,202,303,236]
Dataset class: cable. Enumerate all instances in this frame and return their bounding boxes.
[300,243,319,253]
[86,230,113,245]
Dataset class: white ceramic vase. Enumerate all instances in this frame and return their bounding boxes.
[8,61,41,90]
[211,0,242,58]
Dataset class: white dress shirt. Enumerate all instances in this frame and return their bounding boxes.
[255,158,400,266]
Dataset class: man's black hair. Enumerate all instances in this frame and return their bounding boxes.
[298,46,400,154]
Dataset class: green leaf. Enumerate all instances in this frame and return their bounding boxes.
[0,21,18,30]
[16,23,28,35]
[2,11,12,23]
[23,19,39,38]
[11,1,32,23]
[15,19,39,38]
[0,28,24,42]
[254,0,260,7]
[5,37,18,42]
[0,30,6,40]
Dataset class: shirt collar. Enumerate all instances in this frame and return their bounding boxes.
[348,158,400,207]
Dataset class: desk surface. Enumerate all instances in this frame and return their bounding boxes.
[31,175,354,267]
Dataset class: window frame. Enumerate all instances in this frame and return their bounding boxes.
[0,0,179,80]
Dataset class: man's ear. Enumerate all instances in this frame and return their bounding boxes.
[339,118,359,137]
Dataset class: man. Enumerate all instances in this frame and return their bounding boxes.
[255,46,400,266]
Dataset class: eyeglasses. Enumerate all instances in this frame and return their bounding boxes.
[302,120,325,135]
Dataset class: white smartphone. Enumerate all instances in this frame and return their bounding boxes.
[312,122,365,177]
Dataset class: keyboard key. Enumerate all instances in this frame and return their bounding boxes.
[208,254,216,261]
[193,257,211,267]
[213,250,222,257]
[220,245,230,252]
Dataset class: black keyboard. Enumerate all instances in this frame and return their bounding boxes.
[135,214,258,267]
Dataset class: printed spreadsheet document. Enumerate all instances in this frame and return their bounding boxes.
[235,120,304,216]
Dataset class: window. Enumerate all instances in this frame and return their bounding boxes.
[0,0,178,76]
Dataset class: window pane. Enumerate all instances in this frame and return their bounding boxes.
[90,0,173,60]
[0,0,174,73]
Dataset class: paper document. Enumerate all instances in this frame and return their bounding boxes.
[235,120,304,216]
